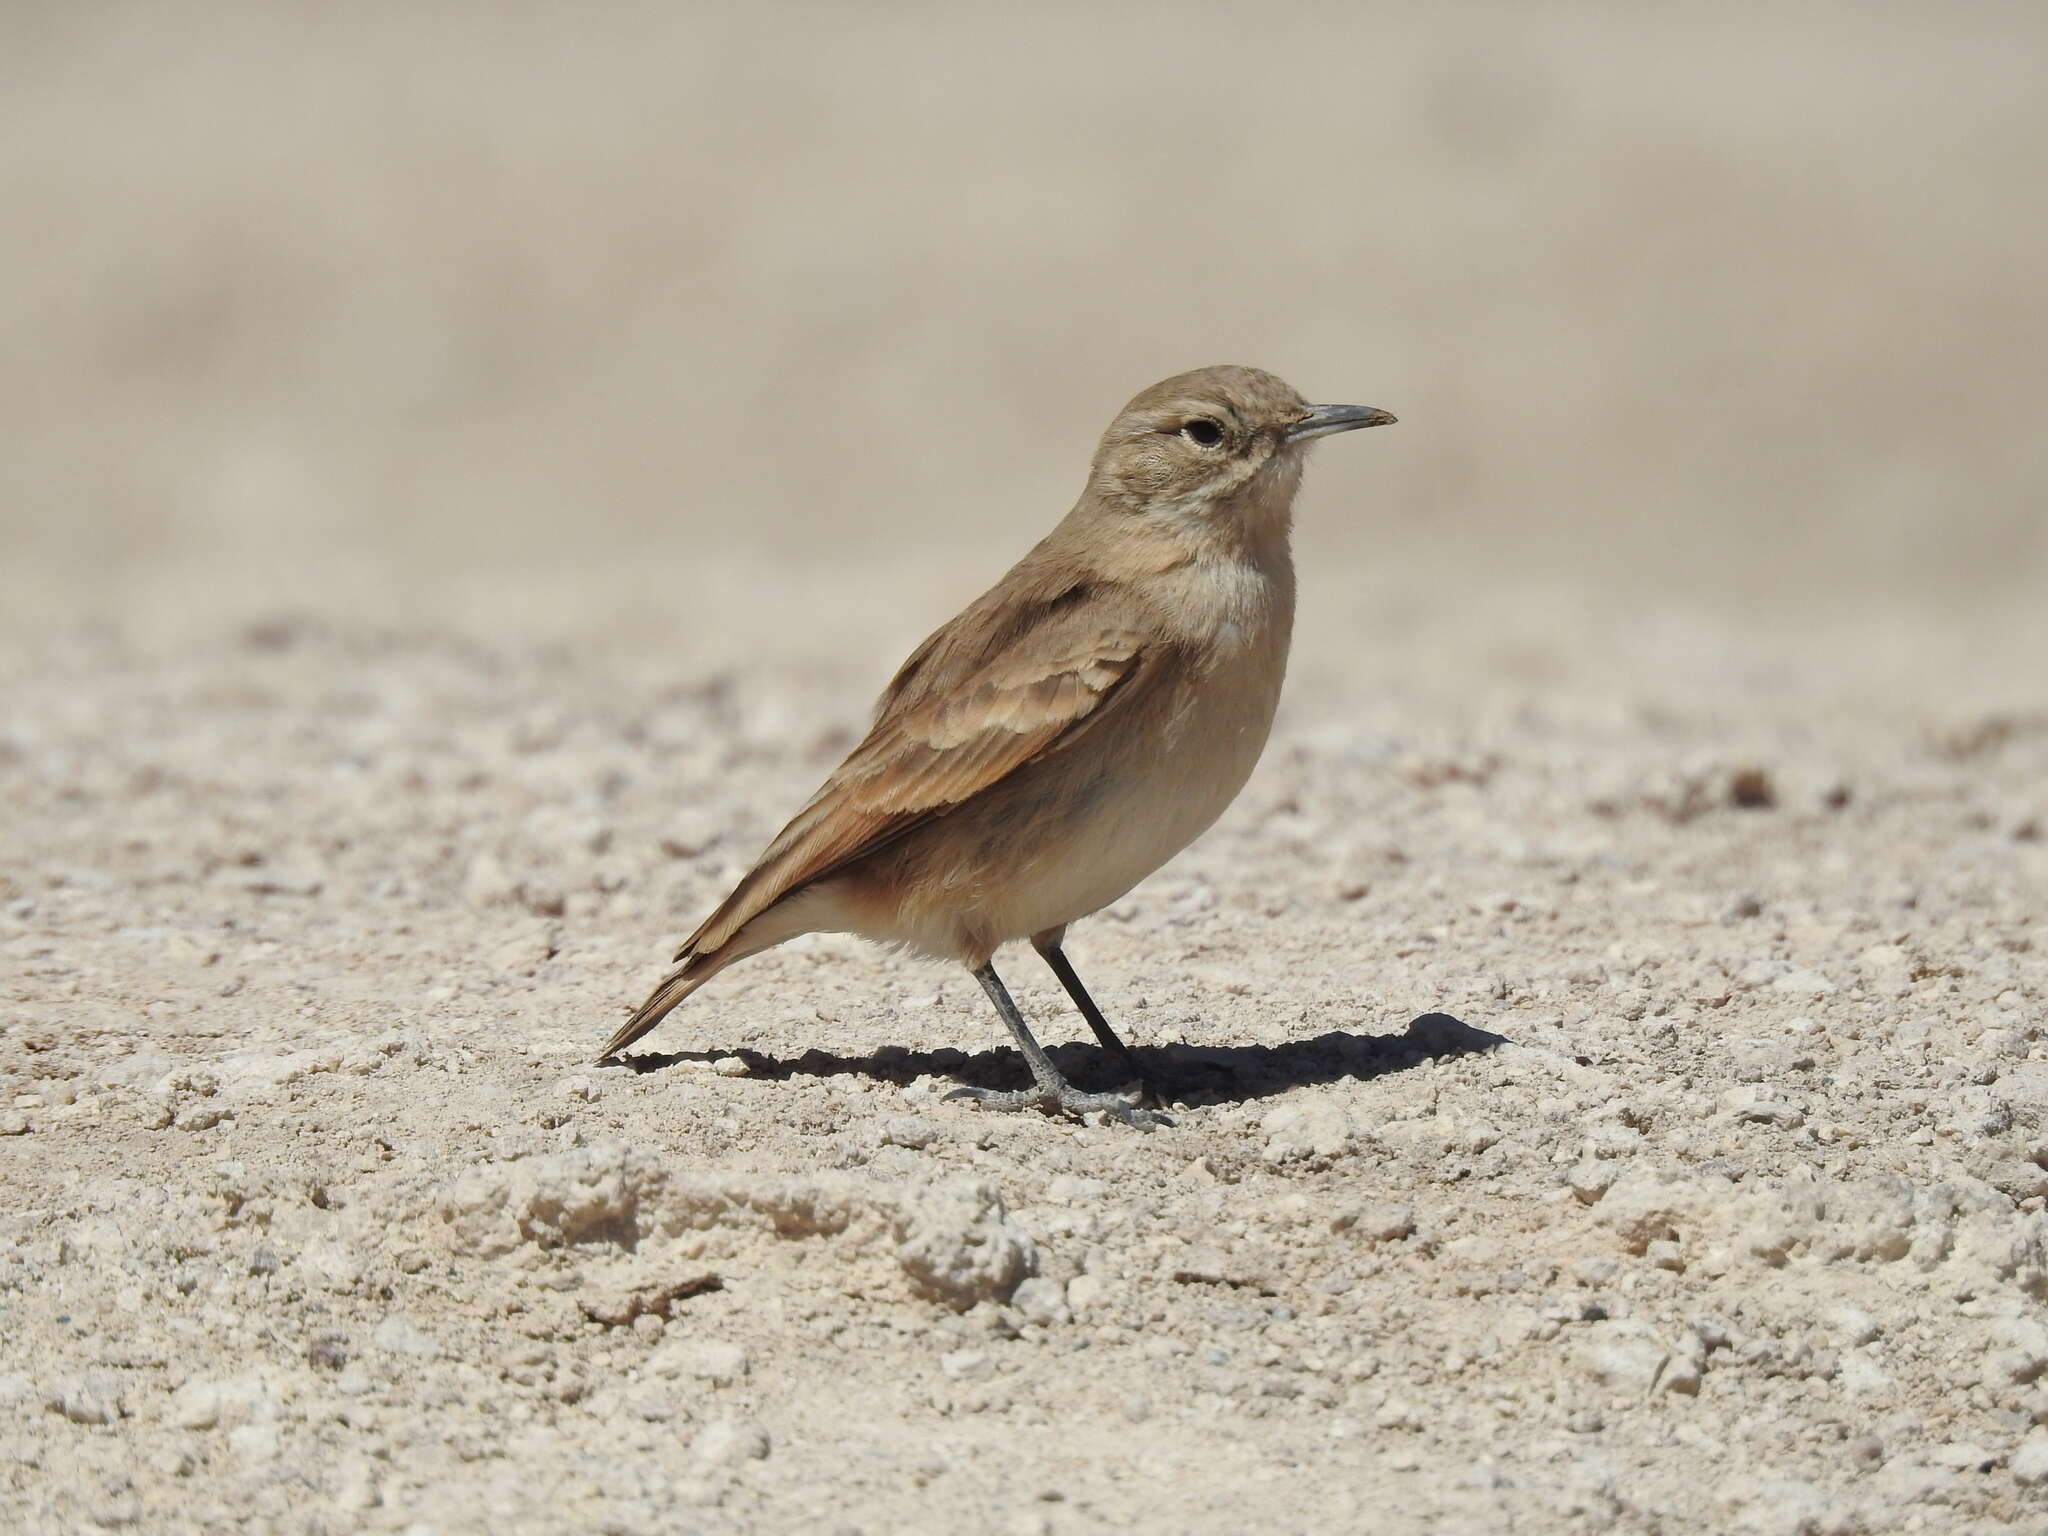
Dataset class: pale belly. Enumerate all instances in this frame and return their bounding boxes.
[868,630,1289,959]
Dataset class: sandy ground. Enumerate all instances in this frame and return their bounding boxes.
[4,569,2046,1534]
[5,2,2048,1530]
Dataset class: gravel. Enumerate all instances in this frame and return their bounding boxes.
[1,580,2043,1532]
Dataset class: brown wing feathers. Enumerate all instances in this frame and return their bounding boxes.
[602,585,1156,1057]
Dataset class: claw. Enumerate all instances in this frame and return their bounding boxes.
[944,1083,1172,1130]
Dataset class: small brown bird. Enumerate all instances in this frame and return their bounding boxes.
[603,365,1394,1124]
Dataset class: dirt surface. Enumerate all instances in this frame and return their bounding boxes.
[4,574,2046,1534]
[5,3,2048,1530]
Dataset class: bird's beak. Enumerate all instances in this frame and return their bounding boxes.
[1285,403,1397,442]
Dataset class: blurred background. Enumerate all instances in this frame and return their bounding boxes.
[2,0,2043,656]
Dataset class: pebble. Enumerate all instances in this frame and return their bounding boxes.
[1335,1203,1416,1244]
[878,1115,942,1150]
[691,1418,772,1465]
[1573,1319,1694,1396]
[1824,1307,1882,1347]
[1770,968,1836,997]
[651,1340,751,1386]
[167,1374,273,1431]
[2010,1430,2048,1486]
[1260,1098,1358,1162]
[1567,1161,1616,1205]
[46,1379,122,1425]
[1009,1276,1071,1327]
[711,1057,751,1078]
[1926,1441,1995,1473]
[1064,1277,1114,1327]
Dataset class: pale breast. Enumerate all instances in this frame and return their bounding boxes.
[962,558,1294,944]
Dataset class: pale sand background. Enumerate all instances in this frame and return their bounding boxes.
[3,3,2046,1532]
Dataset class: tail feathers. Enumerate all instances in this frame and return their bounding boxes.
[599,951,722,1059]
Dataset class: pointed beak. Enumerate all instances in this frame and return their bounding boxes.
[1285,403,1397,442]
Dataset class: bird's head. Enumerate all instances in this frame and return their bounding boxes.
[1085,365,1394,528]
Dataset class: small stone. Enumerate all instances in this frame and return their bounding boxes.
[711,1056,751,1078]
[371,1315,441,1358]
[940,1348,994,1383]
[1716,1086,1805,1129]
[1568,1162,1615,1205]
[0,1112,28,1136]
[1660,1352,1702,1396]
[172,1105,228,1132]
[1573,1320,1678,1396]
[1770,968,1836,998]
[2010,1430,2048,1486]
[1334,1203,1416,1244]
[46,1381,121,1425]
[1727,767,1776,809]
[878,1116,942,1150]
[651,1340,751,1386]
[692,1418,771,1465]
[1010,1276,1070,1327]
[1260,1099,1358,1162]
[1065,1274,1113,1317]
[1927,1442,1995,1473]
[167,1375,272,1431]
[1573,1256,1620,1286]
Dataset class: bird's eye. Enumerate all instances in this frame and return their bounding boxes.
[1181,419,1224,448]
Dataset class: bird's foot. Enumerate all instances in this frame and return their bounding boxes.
[945,1081,1172,1130]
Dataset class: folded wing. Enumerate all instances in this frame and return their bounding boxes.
[680,590,1155,960]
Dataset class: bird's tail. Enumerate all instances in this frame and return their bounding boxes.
[599,950,728,1060]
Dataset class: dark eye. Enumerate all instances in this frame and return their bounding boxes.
[1181,418,1224,448]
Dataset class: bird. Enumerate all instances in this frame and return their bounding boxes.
[601,365,1395,1125]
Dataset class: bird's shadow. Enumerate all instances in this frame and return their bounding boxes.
[606,1011,1507,1109]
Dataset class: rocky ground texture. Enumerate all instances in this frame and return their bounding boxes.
[3,588,2045,1534]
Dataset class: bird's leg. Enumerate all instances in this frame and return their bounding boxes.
[945,963,1169,1129]
[1030,934,1157,1102]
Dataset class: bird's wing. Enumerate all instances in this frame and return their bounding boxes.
[677,587,1158,959]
